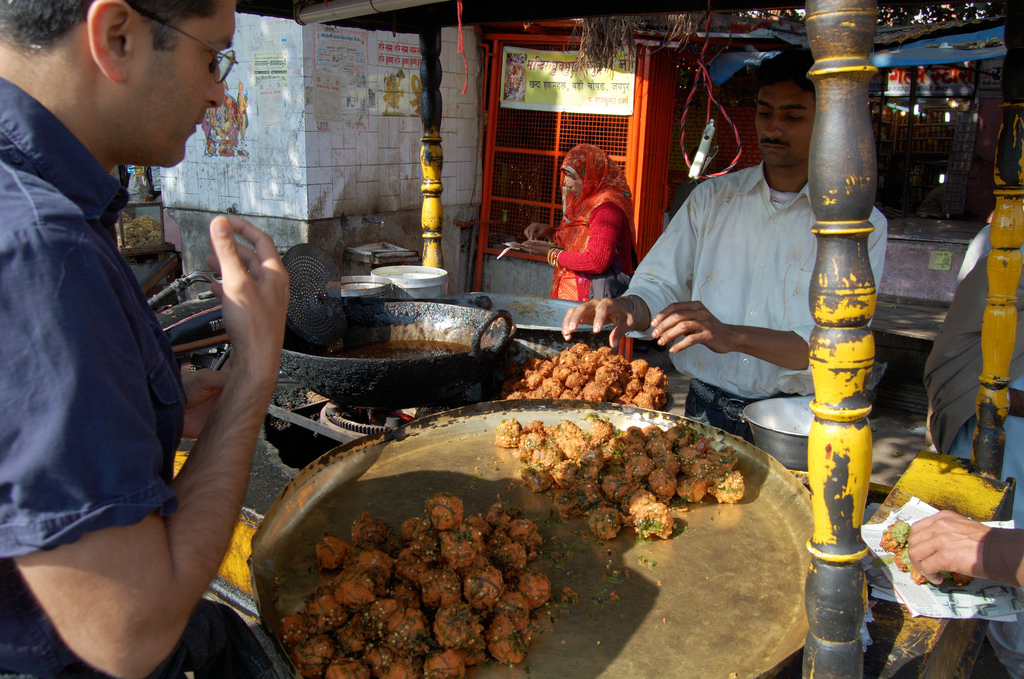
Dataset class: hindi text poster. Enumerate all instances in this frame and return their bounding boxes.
[499,47,635,115]
[257,79,285,126]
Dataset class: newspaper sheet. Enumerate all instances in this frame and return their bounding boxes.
[862,497,1023,620]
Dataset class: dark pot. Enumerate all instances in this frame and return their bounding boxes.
[279,299,514,408]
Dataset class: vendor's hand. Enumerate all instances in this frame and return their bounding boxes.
[181,368,229,439]
[651,301,736,354]
[908,511,994,585]
[562,296,647,349]
[521,240,555,257]
[204,216,289,392]
[524,222,555,241]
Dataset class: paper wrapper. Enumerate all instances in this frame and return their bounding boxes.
[862,497,1024,620]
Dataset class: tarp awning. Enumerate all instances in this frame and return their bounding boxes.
[707,20,1005,84]
[870,25,1005,68]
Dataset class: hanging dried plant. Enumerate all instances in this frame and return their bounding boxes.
[574,16,640,73]
[661,13,697,48]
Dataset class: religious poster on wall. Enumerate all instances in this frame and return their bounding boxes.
[499,47,635,115]
[377,38,421,117]
[202,79,251,157]
[314,26,370,127]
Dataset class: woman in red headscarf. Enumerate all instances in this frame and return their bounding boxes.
[522,144,635,302]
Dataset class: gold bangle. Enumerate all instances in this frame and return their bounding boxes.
[548,248,561,267]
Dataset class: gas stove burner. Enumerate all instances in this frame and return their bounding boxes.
[321,402,415,435]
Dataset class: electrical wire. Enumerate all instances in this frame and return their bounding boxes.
[678,3,744,179]
[456,0,469,95]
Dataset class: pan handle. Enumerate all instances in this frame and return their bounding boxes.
[470,309,515,359]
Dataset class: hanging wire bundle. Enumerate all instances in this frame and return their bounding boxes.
[677,5,744,179]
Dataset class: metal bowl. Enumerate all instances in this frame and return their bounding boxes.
[743,395,813,472]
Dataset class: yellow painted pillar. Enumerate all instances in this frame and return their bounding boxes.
[973,3,1024,480]
[419,26,444,269]
[803,0,879,676]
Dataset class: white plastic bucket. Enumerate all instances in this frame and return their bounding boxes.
[371,265,448,299]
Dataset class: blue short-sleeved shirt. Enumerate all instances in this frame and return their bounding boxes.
[0,77,184,677]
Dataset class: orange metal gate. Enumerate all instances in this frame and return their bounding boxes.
[473,37,763,291]
[474,36,654,291]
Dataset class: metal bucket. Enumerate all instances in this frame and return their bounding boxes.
[324,275,393,298]
[743,395,813,472]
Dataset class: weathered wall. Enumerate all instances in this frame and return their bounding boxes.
[161,16,307,218]
[161,14,483,290]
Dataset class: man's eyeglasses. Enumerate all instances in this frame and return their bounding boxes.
[124,0,237,83]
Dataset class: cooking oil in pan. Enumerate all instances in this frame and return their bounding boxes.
[322,339,469,359]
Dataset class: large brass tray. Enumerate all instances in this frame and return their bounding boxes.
[250,400,812,678]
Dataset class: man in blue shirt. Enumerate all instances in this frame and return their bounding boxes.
[0,1,289,677]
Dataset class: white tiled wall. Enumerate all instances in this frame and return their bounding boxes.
[161,14,482,223]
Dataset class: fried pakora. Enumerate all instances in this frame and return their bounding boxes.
[432,601,484,652]
[306,584,349,633]
[292,634,335,679]
[281,495,549,678]
[485,613,531,665]
[500,344,669,409]
[316,535,352,571]
[517,571,551,609]
[325,659,370,679]
[425,493,463,531]
[463,565,504,610]
[494,418,523,449]
[880,518,974,587]
[422,649,466,679]
[420,568,463,609]
[586,504,623,540]
[350,512,390,550]
[497,415,743,542]
[334,569,377,610]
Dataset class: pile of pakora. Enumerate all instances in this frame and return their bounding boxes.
[500,343,669,410]
[495,415,744,541]
[280,495,551,679]
[118,213,163,248]
[880,519,972,587]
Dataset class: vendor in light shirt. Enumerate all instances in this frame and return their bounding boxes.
[562,49,888,442]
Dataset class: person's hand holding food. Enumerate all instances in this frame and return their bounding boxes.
[908,510,1024,586]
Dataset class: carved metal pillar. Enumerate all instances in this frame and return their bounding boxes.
[973,3,1024,479]
[803,0,878,676]
[419,25,444,268]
